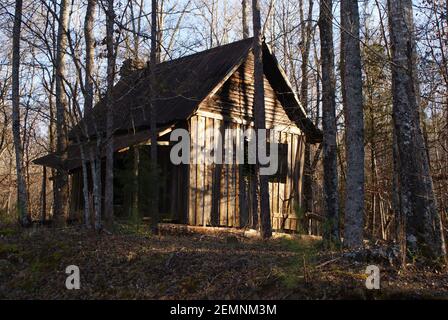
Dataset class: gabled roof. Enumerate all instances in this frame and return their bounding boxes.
[70,38,254,139]
[35,38,322,170]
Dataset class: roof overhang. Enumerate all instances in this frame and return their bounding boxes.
[33,124,175,170]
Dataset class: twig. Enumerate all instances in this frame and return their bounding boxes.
[303,255,308,283]
[316,257,341,269]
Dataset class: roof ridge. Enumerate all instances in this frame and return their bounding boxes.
[148,37,254,70]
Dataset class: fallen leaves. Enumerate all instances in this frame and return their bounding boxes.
[0,222,447,299]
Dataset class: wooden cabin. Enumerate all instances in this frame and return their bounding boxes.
[34,38,322,232]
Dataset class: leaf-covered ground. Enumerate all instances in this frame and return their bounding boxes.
[0,222,447,299]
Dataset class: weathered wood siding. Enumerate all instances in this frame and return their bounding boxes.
[187,52,306,231]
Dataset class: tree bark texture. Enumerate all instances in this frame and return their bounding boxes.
[388,0,446,260]
[252,0,272,239]
[319,0,340,244]
[341,0,365,248]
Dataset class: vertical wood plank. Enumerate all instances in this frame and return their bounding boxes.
[233,123,238,226]
[277,131,285,229]
[290,133,297,230]
[297,135,305,209]
[270,131,278,229]
[204,117,214,225]
[196,115,206,226]
[234,123,241,227]
[226,123,235,227]
[211,118,222,226]
[238,123,249,227]
[220,121,228,226]
[284,132,292,216]
[189,116,198,225]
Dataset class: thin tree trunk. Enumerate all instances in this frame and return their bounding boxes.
[252,0,272,239]
[90,145,102,230]
[149,0,160,232]
[40,166,47,223]
[341,0,365,248]
[12,0,30,227]
[242,0,249,39]
[370,141,377,239]
[79,143,91,228]
[151,0,161,65]
[6,165,13,216]
[128,0,142,222]
[319,0,339,244]
[104,0,117,230]
[388,0,446,260]
[54,0,70,228]
[84,0,96,116]
[80,0,96,228]
[300,0,314,233]
[240,0,250,226]
[48,79,57,219]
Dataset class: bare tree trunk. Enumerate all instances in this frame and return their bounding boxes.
[84,0,96,116]
[127,0,142,222]
[90,144,102,230]
[252,0,272,239]
[239,0,250,227]
[79,143,91,228]
[6,159,13,216]
[319,0,339,244]
[66,1,99,229]
[388,0,446,260]
[12,0,30,227]
[341,0,365,248]
[54,0,70,228]
[151,0,161,65]
[242,0,249,39]
[300,0,314,233]
[79,0,97,228]
[40,166,47,223]
[149,0,160,232]
[48,80,57,219]
[104,0,116,230]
